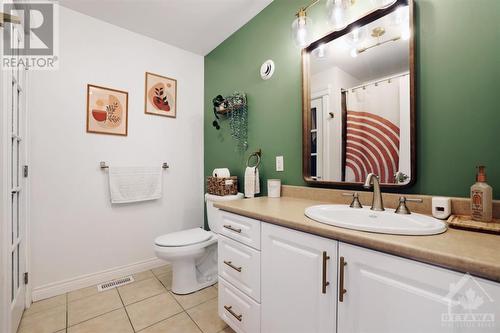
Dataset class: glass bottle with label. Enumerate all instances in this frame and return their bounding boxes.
[470,166,493,222]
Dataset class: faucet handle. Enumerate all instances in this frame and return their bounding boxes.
[394,171,410,184]
[342,192,363,209]
[395,196,423,215]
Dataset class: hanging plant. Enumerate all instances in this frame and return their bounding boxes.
[227,92,248,151]
[212,92,248,152]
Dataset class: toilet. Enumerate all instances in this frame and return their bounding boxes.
[154,192,244,295]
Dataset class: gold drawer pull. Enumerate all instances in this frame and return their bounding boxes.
[322,251,330,294]
[224,305,243,322]
[224,260,242,272]
[339,256,347,302]
[223,224,242,233]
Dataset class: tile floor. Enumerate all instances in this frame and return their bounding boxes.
[17,265,235,333]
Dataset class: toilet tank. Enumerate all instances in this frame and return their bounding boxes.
[205,193,244,233]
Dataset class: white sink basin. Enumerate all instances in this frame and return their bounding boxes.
[305,205,447,235]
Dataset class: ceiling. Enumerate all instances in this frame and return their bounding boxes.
[59,0,273,55]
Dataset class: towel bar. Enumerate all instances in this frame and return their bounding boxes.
[246,149,261,168]
[100,162,169,169]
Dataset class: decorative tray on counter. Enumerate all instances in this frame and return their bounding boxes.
[447,215,500,234]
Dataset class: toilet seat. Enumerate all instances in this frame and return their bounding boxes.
[154,232,217,258]
[155,228,212,247]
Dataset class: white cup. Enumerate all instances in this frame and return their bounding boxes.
[267,179,281,198]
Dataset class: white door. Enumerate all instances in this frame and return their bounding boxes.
[338,242,500,333]
[310,97,323,179]
[1,21,28,333]
[261,223,337,333]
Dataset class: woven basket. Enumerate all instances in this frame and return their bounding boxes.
[207,176,238,196]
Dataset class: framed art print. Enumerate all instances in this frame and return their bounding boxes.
[86,84,128,136]
[144,72,177,118]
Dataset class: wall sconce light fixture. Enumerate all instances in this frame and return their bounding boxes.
[326,0,356,29]
[291,0,320,48]
[292,0,356,48]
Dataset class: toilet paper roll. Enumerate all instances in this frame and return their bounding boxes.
[212,168,230,178]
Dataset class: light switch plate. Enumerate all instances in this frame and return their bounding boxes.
[276,156,284,172]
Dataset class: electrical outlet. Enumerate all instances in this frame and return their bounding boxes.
[276,156,284,172]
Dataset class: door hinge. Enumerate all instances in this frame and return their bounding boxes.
[24,272,28,285]
[23,165,28,177]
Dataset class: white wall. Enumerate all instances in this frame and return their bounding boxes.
[28,7,204,297]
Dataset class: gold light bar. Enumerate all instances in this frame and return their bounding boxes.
[357,36,401,54]
[0,12,21,27]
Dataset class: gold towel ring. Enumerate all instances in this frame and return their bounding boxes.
[246,149,262,168]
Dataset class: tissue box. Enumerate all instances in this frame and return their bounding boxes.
[207,176,238,196]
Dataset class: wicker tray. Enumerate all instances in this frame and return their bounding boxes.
[447,215,500,234]
[207,176,238,196]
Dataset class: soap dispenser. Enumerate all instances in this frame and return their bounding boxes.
[470,166,493,222]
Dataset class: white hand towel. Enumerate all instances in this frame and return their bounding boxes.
[255,168,260,194]
[244,166,260,198]
[109,166,162,204]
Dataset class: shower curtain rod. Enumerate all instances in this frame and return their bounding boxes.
[341,72,410,93]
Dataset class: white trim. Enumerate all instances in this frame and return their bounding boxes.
[24,66,31,308]
[0,19,9,333]
[31,257,167,302]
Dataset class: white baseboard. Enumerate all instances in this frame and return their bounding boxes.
[31,257,167,302]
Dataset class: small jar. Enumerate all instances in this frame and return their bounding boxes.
[267,179,281,198]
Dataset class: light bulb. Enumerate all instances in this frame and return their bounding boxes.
[291,14,312,48]
[391,5,409,25]
[346,26,365,45]
[327,0,351,29]
[331,9,345,28]
[350,48,358,58]
[351,28,361,41]
[314,44,326,58]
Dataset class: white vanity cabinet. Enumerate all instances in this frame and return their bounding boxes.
[261,223,338,333]
[218,212,262,333]
[337,242,500,333]
[217,211,500,333]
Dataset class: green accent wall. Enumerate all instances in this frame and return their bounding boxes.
[204,0,500,200]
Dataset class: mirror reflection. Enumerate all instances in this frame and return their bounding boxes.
[308,5,412,185]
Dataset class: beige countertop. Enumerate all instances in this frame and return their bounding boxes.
[215,196,500,283]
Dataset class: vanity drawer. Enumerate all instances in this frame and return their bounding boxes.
[218,234,261,302]
[219,277,261,333]
[220,212,261,250]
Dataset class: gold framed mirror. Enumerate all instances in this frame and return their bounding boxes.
[302,0,415,189]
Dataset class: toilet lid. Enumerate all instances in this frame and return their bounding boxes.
[155,228,212,247]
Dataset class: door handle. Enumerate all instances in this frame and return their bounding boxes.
[223,224,242,233]
[224,260,242,272]
[224,305,243,321]
[339,256,347,302]
[322,251,330,294]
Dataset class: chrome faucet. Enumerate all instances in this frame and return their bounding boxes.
[363,173,385,211]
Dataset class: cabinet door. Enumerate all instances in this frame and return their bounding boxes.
[218,235,261,302]
[261,223,337,333]
[338,242,500,333]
